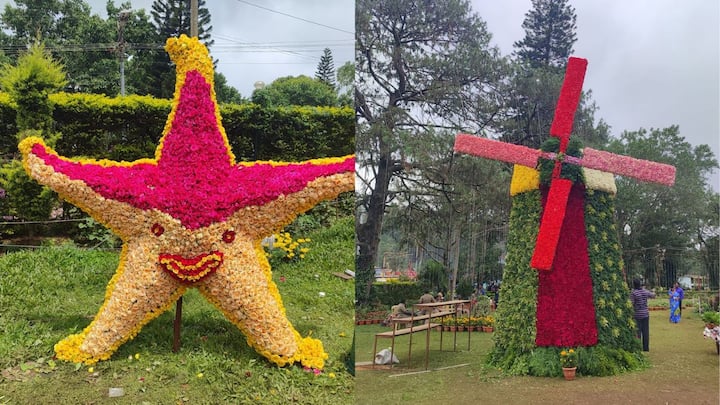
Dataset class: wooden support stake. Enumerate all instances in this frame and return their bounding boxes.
[172,297,182,352]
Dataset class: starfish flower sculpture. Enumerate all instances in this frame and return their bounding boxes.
[19,35,354,369]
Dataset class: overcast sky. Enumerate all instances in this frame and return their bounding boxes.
[471,0,719,190]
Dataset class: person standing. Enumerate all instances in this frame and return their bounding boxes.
[417,291,436,315]
[669,286,681,323]
[673,282,685,316]
[630,279,656,351]
[419,291,436,304]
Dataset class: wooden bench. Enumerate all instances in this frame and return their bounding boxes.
[372,302,469,369]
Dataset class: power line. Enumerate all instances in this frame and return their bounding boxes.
[214,34,318,63]
[234,0,353,35]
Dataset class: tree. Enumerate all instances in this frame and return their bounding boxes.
[214,72,245,104]
[355,0,507,304]
[0,1,161,96]
[251,75,338,107]
[0,43,66,134]
[315,47,336,89]
[380,129,510,297]
[0,44,65,225]
[608,127,719,286]
[336,60,353,107]
[513,0,577,69]
[418,260,448,294]
[1,0,113,94]
[151,0,212,45]
[148,0,213,98]
[496,0,606,149]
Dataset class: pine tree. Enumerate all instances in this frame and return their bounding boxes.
[147,0,214,98]
[497,0,607,150]
[151,0,213,46]
[513,0,577,68]
[315,48,336,89]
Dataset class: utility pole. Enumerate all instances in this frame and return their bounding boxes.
[190,0,198,37]
[174,0,200,354]
[117,10,131,96]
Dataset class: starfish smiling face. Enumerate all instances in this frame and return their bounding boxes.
[19,35,353,369]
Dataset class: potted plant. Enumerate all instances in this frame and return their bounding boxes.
[457,317,467,332]
[482,315,495,332]
[560,348,578,380]
[356,308,367,325]
[467,317,480,331]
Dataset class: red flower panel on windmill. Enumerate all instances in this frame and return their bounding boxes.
[453,134,542,168]
[535,183,598,347]
[581,148,676,186]
[531,178,572,270]
[549,57,587,149]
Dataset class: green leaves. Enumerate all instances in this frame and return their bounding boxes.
[0,44,66,134]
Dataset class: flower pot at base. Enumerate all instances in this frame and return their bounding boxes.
[562,367,577,380]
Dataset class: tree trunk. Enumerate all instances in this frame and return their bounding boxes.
[449,224,461,298]
[356,135,394,305]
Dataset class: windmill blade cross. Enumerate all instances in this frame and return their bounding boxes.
[454,57,675,272]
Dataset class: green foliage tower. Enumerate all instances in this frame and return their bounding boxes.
[489,138,646,377]
[0,44,65,134]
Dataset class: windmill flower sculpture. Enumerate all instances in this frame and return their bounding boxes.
[19,35,354,369]
[454,57,676,374]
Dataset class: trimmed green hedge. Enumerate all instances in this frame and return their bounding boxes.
[0,92,353,161]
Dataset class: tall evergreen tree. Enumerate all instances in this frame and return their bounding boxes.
[513,0,577,68]
[315,47,336,89]
[497,0,607,149]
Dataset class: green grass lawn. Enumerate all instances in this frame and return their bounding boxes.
[356,309,720,404]
[0,217,354,404]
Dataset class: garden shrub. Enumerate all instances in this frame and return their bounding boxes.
[371,281,424,307]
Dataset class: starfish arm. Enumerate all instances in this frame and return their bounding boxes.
[229,171,354,240]
[55,243,186,364]
[197,242,327,368]
[19,137,155,236]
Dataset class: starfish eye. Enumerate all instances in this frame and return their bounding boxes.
[222,230,236,243]
[151,223,165,237]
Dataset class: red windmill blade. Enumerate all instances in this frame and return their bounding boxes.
[530,57,587,271]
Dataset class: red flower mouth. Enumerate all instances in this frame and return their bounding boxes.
[159,251,224,282]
